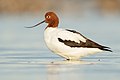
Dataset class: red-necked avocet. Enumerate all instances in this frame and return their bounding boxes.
[26,12,112,61]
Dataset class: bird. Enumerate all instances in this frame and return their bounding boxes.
[26,12,112,61]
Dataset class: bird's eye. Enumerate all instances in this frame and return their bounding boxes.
[46,15,51,19]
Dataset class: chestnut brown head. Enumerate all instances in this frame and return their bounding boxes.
[25,12,59,28]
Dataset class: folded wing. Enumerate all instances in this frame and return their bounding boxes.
[58,29,112,52]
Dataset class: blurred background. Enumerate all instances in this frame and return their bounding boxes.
[0,0,120,15]
[0,0,120,53]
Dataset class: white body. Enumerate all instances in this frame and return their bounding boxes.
[44,27,103,60]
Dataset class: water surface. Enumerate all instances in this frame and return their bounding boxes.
[0,14,120,80]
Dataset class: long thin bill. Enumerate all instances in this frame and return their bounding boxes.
[25,20,45,28]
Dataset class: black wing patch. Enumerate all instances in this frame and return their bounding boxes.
[66,29,86,39]
[58,38,112,52]
[58,38,82,47]
[64,29,112,52]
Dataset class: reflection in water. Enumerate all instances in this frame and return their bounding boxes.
[47,64,60,80]
[46,60,120,80]
[46,61,93,80]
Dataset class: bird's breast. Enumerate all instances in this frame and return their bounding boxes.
[44,27,60,50]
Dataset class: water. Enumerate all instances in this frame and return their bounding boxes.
[0,13,120,80]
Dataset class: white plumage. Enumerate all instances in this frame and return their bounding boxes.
[44,27,103,60]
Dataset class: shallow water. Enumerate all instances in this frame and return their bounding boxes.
[0,14,120,80]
